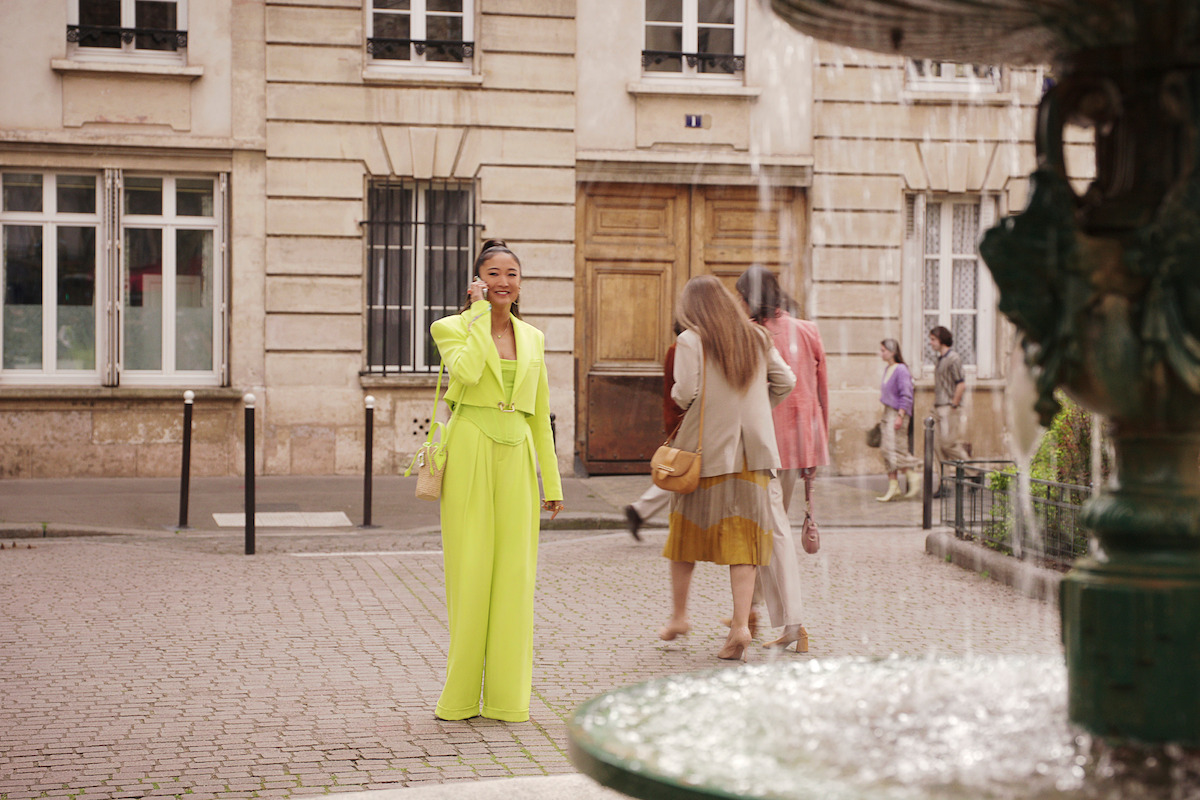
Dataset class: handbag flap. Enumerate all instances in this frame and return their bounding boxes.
[652,445,699,475]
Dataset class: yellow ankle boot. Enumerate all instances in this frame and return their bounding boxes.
[877,478,900,502]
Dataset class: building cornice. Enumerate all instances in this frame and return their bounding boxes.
[576,150,812,186]
[0,130,265,156]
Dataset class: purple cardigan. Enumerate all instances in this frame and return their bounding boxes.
[880,362,914,415]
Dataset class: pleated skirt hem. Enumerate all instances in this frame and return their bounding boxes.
[662,466,774,566]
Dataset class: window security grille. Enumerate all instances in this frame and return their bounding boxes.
[364,180,479,374]
[70,0,186,53]
[644,0,744,77]
[368,0,472,66]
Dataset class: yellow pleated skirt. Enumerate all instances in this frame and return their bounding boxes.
[662,465,774,566]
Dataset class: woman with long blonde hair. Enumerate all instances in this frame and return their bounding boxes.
[659,275,795,661]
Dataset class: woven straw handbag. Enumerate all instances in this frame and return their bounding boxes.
[405,361,454,501]
[650,358,705,494]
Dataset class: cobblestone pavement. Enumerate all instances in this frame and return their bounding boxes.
[0,513,1061,800]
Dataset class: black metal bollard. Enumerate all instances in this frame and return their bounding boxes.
[179,390,194,529]
[922,415,935,530]
[362,395,375,528]
[244,393,255,556]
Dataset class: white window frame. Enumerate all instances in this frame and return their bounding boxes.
[365,0,475,73]
[903,193,999,380]
[905,59,1001,94]
[118,173,225,388]
[0,173,105,385]
[643,0,746,82]
[67,0,188,66]
[0,169,226,388]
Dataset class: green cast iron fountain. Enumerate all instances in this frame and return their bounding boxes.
[787,0,1200,743]
[567,4,1200,798]
[766,0,1200,745]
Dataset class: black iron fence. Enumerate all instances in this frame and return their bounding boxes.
[939,459,1092,569]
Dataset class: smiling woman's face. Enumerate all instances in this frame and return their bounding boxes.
[479,252,521,308]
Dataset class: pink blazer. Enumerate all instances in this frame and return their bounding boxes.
[763,313,829,470]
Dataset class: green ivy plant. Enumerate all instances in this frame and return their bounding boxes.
[984,392,1111,565]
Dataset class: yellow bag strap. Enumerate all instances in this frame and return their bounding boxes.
[406,362,449,477]
[419,360,446,445]
[696,355,705,455]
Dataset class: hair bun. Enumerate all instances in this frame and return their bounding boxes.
[481,238,508,251]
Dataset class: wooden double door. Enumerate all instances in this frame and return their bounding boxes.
[575,182,808,474]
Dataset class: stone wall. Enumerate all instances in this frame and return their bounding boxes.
[809,42,1092,473]
[0,391,244,479]
[257,0,577,476]
[0,0,266,481]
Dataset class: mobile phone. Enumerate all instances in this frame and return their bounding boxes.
[474,276,487,300]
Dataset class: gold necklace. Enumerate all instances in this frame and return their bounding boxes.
[494,318,511,340]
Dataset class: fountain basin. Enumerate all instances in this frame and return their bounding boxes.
[568,656,1200,800]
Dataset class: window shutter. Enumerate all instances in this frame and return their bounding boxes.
[902,193,927,375]
[976,194,999,377]
[103,168,121,386]
[219,173,229,385]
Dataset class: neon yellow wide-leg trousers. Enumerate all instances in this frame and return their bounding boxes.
[435,419,539,722]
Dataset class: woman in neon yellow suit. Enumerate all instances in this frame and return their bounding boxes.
[430,239,564,722]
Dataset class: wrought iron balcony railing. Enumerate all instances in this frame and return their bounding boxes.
[67,24,188,49]
[367,38,474,61]
[642,49,745,73]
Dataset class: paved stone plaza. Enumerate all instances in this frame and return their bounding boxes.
[0,478,1062,799]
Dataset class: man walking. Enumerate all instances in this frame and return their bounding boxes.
[930,326,968,495]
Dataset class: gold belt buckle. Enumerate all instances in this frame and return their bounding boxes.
[498,402,517,413]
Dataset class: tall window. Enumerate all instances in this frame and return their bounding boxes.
[122,176,220,381]
[0,170,226,386]
[906,60,1000,93]
[643,0,744,78]
[1,174,99,377]
[367,0,473,68]
[68,0,187,60]
[906,194,997,376]
[365,180,476,374]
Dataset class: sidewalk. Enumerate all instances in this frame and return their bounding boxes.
[0,472,925,539]
[0,473,1058,800]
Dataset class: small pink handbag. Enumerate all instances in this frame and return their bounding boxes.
[800,472,819,554]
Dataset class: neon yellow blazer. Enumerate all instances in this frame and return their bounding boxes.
[430,300,563,501]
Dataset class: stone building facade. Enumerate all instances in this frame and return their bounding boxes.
[811,44,1037,473]
[0,0,577,478]
[0,0,261,477]
[0,1,1084,479]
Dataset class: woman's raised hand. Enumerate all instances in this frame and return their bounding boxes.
[467,278,489,303]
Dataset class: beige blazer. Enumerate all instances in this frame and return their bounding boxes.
[669,328,796,477]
